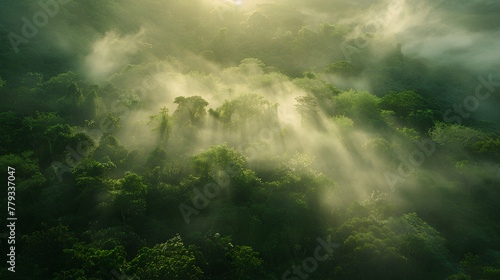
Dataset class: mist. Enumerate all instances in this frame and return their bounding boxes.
[1,0,499,279]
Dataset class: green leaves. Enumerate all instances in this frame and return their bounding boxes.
[113,173,148,222]
[20,224,80,278]
[324,60,358,77]
[44,72,82,96]
[333,89,382,127]
[173,96,209,127]
[379,90,439,131]
[430,123,488,155]
[191,144,245,179]
[148,107,174,145]
[392,213,450,271]
[128,235,203,280]
[57,243,127,280]
[295,95,320,126]
[380,91,427,118]
[329,211,452,280]
[91,135,128,165]
[211,94,277,130]
[226,245,264,279]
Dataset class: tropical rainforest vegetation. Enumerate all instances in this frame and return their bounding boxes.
[1,0,499,279]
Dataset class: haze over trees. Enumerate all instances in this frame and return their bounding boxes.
[0,0,499,279]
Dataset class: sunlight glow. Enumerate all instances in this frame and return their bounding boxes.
[225,0,242,5]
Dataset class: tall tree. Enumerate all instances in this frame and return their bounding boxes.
[149,107,174,145]
[173,96,209,127]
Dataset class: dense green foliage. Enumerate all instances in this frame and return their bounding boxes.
[1,0,499,279]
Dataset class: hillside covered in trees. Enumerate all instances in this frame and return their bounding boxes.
[1,0,500,279]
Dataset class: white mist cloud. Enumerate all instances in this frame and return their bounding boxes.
[84,29,146,82]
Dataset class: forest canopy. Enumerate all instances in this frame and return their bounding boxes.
[0,0,499,279]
